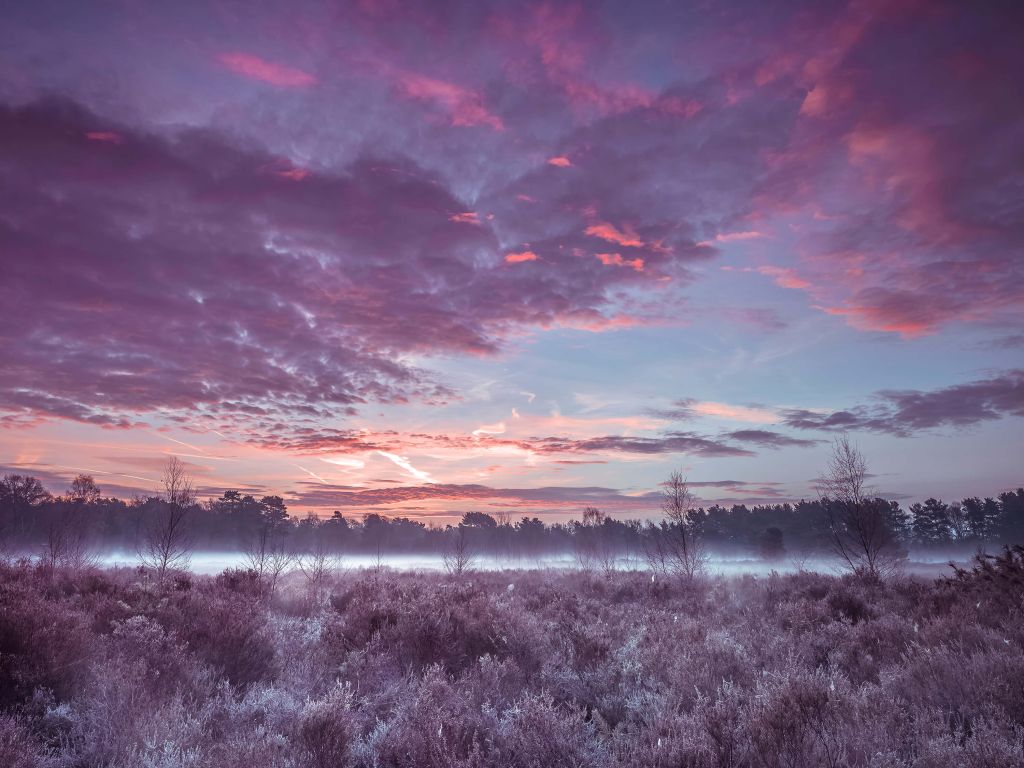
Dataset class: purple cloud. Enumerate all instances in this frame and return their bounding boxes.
[0,99,706,430]
[782,370,1024,437]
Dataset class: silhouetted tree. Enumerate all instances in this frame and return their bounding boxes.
[1,475,51,558]
[68,474,101,505]
[961,497,1000,541]
[997,489,1024,543]
[910,498,953,546]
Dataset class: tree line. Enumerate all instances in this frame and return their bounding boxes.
[2,454,1021,574]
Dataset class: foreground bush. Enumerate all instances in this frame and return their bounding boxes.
[0,561,1022,766]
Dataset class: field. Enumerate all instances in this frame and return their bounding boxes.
[2,557,1023,768]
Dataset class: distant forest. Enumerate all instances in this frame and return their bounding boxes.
[2,470,1022,561]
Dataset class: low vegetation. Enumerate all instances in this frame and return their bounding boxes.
[1,554,1022,767]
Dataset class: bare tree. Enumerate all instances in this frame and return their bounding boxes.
[443,524,476,577]
[575,506,616,575]
[140,457,194,580]
[41,513,96,573]
[40,474,101,573]
[244,524,294,595]
[297,538,339,602]
[816,434,869,507]
[651,470,707,581]
[816,435,903,581]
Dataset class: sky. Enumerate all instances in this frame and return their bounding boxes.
[0,0,1022,523]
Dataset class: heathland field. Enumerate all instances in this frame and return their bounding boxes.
[1,553,1023,767]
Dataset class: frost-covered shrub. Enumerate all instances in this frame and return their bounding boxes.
[368,666,489,768]
[297,681,360,768]
[0,714,47,768]
[0,575,95,707]
[490,692,603,768]
[747,669,845,768]
[175,588,277,688]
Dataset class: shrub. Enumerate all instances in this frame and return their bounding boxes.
[0,714,47,768]
[0,564,1022,766]
[0,577,95,707]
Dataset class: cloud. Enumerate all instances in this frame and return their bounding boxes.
[748,3,1024,336]
[290,481,660,512]
[595,253,644,272]
[754,266,811,291]
[472,421,506,437]
[218,52,316,87]
[505,250,538,263]
[376,450,433,482]
[653,399,778,424]
[781,370,1024,437]
[394,71,504,130]
[585,222,643,248]
[724,430,820,448]
[238,422,772,462]
[1,99,691,433]
[547,156,572,167]
[697,231,765,246]
[528,433,755,458]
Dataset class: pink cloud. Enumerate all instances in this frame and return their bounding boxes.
[552,312,645,333]
[585,221,643,248]
[824,304,933,338]
[547,156,572,167]
[595,252,644,272]
[505,250,538,263]
[395,72,503,130]
[756,265,812,290]
[689,401,778,424]
[716,230,764,242]
[218,52,316,87]
[498,4,702,121]
[697,230,765,246]
[449,211,481,225]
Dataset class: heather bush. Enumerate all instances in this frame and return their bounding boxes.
[297,681,359,768]
[0,568,96,708]
[152,580,278,689]
[0,713,48,768]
